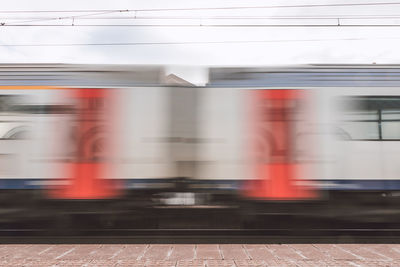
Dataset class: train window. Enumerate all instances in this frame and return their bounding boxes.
[342,110,378,121]
[9,104,74,114]
[339,96,400,140]
[0,95,23,112]
[382,122,400,139]
[382,110,400,120]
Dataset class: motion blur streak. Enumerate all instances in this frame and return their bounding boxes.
[0,64,400,233]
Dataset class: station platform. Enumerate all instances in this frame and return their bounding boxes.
[0,244,399,266]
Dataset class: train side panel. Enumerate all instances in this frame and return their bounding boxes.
[195,87,249,182]
[113,87,176,182]
[322,87,400,191]
[0,88,71,188]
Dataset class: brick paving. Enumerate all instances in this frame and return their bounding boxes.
[0,244,399,266]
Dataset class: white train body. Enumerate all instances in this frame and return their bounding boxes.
[0,64,399,200]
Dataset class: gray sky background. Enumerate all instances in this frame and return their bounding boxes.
[1,0,400,68]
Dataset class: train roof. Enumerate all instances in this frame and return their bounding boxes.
[208,64,400,87]
[0,64,164,87]
[1,64,400,87]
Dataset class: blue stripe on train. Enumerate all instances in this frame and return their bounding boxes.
[1,178,400,191]
[0,179,242,190]
[0,179,44,189]
[119,179,400,191]
[320,180,400,190]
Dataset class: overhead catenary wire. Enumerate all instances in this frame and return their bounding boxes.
[2,2,400,27]
[1,2,400,26]
[1,10,127,25]
[1,2,400,13]
[4,15,400,20]
[3,15,400,27]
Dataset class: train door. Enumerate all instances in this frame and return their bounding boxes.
[246,89,316,200]
[50,88,119,199]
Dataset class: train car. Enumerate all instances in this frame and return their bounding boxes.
[0,64,181,226]
[1,64,400,230]
[196,65,400,223]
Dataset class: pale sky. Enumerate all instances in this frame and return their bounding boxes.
[1,0,400,68]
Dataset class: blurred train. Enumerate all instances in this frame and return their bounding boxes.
[1,64,400,229]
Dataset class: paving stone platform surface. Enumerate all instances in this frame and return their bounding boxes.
[0,244,400,266]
